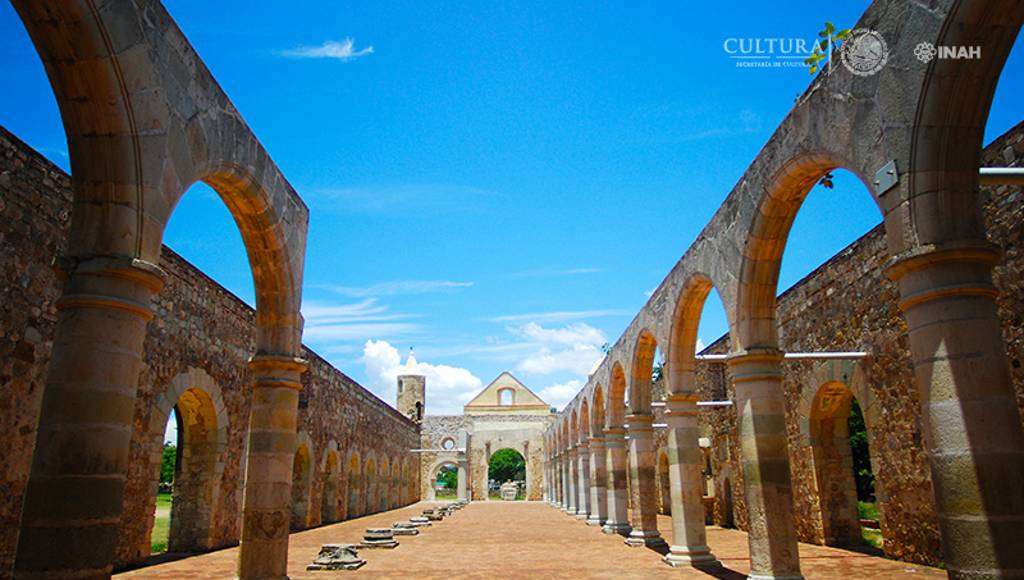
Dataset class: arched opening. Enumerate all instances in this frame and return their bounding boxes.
[498,388,515,406]
[290,443,312,531]
[808,381,877,548]
[145,377,225,557]
[721,478,735,529]
[378,458,390,512]
[320,450,340,525]
[364,458,377,515]
[657,451,671,515]
[346,453,362,519]
[488,448,526,501]
[591,386,605,438]
[608,363,627,429]
[433,464,459,500]
[629,330,658,414]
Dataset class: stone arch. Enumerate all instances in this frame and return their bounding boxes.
[629,330,658,413]
[570,409,579,446]
[290,433,314,531]
[319,442,340,525]
[498,387,516,406]
[10,3,310,576]
[607,363,627,429]
[657,449,671,515]
[345,450,362,519]
[364,454,378,515]
[590,385,605,438]
[428,460,460,501]
[579,399,590,444]
[377,457,390,512]
[142,368,228,556]
[735,154,877,349]
[668,274,722,396]
[488,447,527,500]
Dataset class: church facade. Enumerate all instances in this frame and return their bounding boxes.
[396,359,555,502]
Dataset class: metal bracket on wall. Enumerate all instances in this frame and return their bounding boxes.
[874,159,899,196]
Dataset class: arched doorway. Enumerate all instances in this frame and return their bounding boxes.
[657,451,671,515]
[144,369,227,557]
[346,452,362,519]
[378,458,390,512]
[808,381,875,547]
[488,448,526,500]
[291,440,312,531]
[320,448,340,525]
[364,458,377,515]
[433,463,459,500]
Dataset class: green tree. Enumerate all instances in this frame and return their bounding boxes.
[160,443,177,485]
[437,466,458,489]
[488,448,526,483]
[848,398,875,501]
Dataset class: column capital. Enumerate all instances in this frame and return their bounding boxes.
[55,256,167,320]
[248,354,308,390]
[604,426,626,438]
[885,240,1000,281]
[726,348,783,384]
[626,413,654,435]
[884,241,1001,312]
[588,435,605,448]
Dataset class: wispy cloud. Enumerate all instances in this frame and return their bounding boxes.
[278,38,374,61]
[301,298,422,342]
[314,280,474,298]
[487,309,629,324]
[509,267,603,279]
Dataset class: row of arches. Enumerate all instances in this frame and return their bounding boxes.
[545,0,1024,577]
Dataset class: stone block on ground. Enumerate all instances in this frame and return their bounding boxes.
[306,544,366,571]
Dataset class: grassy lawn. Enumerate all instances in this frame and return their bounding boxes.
[436,489,457,499]
[151,492,172,553]
[858,501,883,549]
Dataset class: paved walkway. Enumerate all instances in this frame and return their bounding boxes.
[118,501,944,579]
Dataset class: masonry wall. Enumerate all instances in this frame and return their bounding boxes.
[0,126,421,572]
[686,121,1024,567]
[419,415,469,499]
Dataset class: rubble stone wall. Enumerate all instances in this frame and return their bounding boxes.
[0,126,421,572]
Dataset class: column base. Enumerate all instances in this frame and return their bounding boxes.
[602,522,632,536]
[585,516,605,526]
[625,530,667,549]
[574,511,588,520]
[663,545,720,568]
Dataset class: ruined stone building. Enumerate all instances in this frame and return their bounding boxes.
[411,363,555,502]
[1,0,1022,578]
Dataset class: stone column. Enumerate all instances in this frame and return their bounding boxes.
[888,245,1024,578]
[602,427,632,535]
[557,452,566,508]
[663,395,719,568]
[625,414,667,548]
[565,446,579,513]
[728,349,802,579]
[14,257,165,578]
[237,354,308,580]
[551,454,560,507]
[457,460,468,501]
[587,436,608,526]
[575,440,591,519]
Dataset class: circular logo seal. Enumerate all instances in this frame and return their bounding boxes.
[841,29,889,76]
[914,42,937,63]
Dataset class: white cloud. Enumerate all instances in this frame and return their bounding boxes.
[486,309,629,324]
[301,298,421,343]
[538,379,583,411]
[279,38,374,61]
[363,340,483,415]
[510,322,607,376]
[316,280,473,298]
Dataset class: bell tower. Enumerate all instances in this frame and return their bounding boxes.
[396,349,425,424]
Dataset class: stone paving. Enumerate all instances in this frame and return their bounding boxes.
[117,501,945,579]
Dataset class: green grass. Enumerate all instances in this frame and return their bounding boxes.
[436,488,457,499]
[858,501,883,549]
[151,492,172,553]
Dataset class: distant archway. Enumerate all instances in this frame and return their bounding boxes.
[320,446,340,525]
[364,457,378,515]
[721,478,735,529]
[432,463,459,500]
[488,448,526,500]
[657,450,671,515]
[346,452,362,519]
[290,438,313,531]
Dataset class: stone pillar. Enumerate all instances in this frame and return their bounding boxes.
[602,427,632,535]
[237,354,308,580]
[565,446,579,513]
[14,257,165,578]
[575,440,591,519]
[625,414,667,548]
[728,350,802,579]
[556,453,566,508]
[457,460,468,501]
[888,245,1024,578]
[663,395,719,568]
[587,436,608,526]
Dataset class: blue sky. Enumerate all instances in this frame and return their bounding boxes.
[2,1,1020,417]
